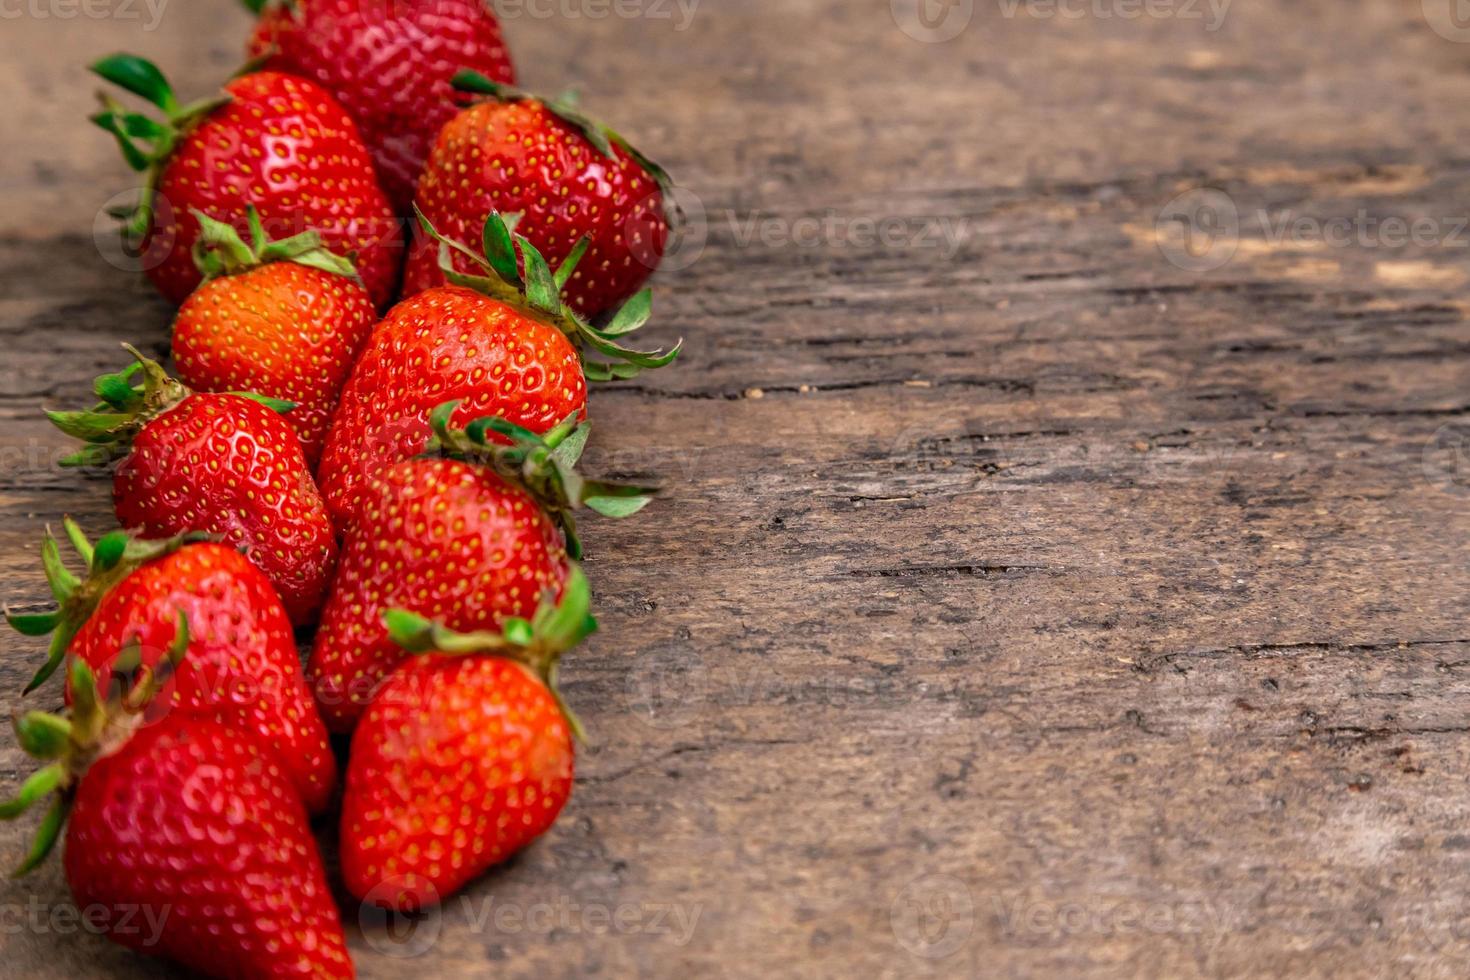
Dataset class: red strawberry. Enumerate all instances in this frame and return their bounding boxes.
[7,525,337,813]
[340,565,595,907]
[172,206,378,466]
[48,349,336,625]
[246,0,516,212]
[403,73,674,317]
[318,211,677,531]
[311,404,650,731]
[91,55,399,307]
[0,650,353,978]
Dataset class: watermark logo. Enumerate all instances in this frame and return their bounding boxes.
[891,873,974,958]
[1155,188,1239,272]
[626,644,707,730]
[359,876,443,959]
[1423,0,1470,43]
[0,0,169,29]
[891,0,975,42]
[1423,422,1470,497]
[493,0,700,31]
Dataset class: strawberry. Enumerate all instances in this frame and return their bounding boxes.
[0,648,353,978]
[48,348,336,625]
[7,524,337,813]
[403,72,675,317]
[173,206,378,467]
[340,565,595,908]
[245,0,516,212]
[91,55,399,308]
[318,211,678,530]
[311,403,650,732]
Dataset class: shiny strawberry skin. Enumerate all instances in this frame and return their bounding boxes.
[310,457,569,732]
[341,654,573,907]
[172,262,378,467]
[65,715,354,978]
[70,542,336,814]
[249,0,516,212]
[114,393,337,626]
[403,99,668,317]
[143,71,399,308]
[316,285,586,531]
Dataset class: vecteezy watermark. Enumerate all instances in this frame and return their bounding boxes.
[891,874,975,959]
[1422,0,1470,43]
[992,893,1230,948]
[0,0,167,28]
[629,187,974,273]
[0,898,170,946]
[360,887,703,959]
[1155,186,1470,272]
[492,0,699,30]
[1423,422,1470,497]
[996,0,1231,30]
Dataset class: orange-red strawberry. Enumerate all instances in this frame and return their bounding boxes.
[246,0,516,212]
[6,525,336,813]
[311,404,650,731]
[0,652,353,978]
[340,566,595,908]
[48,349,336,625]
[91,55,399,307]
[172,206,378,466]
[403,73,674,317]
[319,211,678,530]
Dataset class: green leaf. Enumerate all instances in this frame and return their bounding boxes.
[227,391,297,414]
[553,237,590,290]
[12,796,68,876]
[61,517,94,566]
[92,531,129,571]
[502,618,535,647]
[94,372,141,408]
[240,0,268,13]
[481,213,523,287]
[451,69,515,98]
[41,535,79,604]
[383,609,437,653]
[45,409,126,442]
[89,54,176,113]
[584,494,654,518]
[516,236,560,313]
[24,626,74,695]
[601,289,653,337]
[69,658,100,725]
[89,113,151,172]
[551,422,591,469]
[6,610,60,637]
[0,766,62,821]
[14,714,71,761]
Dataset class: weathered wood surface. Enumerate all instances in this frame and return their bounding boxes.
[3,0,1470,976]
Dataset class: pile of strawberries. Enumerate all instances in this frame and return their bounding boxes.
[2,3,682,976]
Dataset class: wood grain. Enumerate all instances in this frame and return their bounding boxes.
[2,0,1470,976]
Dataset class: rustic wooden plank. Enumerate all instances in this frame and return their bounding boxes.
[3,0,1470,977]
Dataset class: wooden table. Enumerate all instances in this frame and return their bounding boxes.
[3,1,1470,976]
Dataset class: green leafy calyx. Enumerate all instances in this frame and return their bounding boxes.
[191,205,360,283]
[90,53,232,243]
[383,565,596,740]
[426,400,656,560]
[415,208,682,382]
[4,522,208,695]
[0,615,189,875]
[47,343,295,466]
